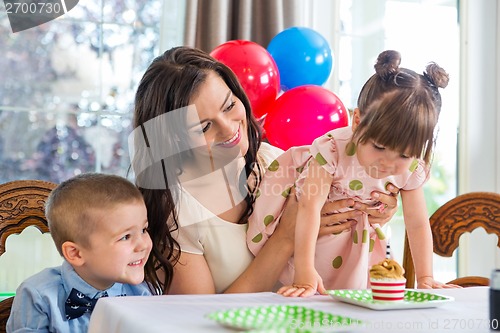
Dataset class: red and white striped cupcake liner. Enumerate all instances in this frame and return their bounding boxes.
[370,279,406,301]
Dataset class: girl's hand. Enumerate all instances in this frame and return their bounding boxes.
[417,276,462,289]
[277,270,326,297]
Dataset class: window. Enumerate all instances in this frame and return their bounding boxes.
[0,0,163,184]
[0,0,165,292]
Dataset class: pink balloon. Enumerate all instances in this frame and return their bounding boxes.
[264,85,349,150]
[210,40,280,119]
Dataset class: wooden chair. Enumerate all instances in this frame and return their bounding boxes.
[0,180,57,333]
[403,191,500,288]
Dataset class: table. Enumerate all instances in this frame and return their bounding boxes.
[88,287,491,333]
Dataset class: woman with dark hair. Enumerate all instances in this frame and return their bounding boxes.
[132,46,399,294]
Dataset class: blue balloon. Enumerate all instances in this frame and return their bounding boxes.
[267,27,333,91]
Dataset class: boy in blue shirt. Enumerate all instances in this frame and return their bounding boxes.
[7,173,153,333]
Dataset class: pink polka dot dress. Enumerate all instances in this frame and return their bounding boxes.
[247,126,428,289]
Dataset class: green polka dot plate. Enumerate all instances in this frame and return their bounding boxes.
[0,292,15,302]
[327,289,454,310]
[206,304,363,332]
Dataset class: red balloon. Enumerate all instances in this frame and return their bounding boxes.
[264,85,349,150]
[210,40,280,119]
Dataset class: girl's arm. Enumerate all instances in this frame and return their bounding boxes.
[278,158,333,297]
[402,188,456,288]
[403,188,461,289]
[401,188,434,287]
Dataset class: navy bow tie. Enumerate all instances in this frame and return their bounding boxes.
[65,288,108,320]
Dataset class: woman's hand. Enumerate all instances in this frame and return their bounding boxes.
[352,183,400,227]
[279,188,358,240]
[319,199,360,237]
[279,183,399,240]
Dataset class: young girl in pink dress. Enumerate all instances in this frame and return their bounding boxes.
[247,50,454,297]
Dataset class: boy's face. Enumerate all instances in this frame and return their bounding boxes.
[76,201,152,290]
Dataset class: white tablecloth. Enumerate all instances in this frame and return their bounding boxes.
[88,287,491,333]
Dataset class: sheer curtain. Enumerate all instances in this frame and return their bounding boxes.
[182,0,304,52]
[458,0,500,276]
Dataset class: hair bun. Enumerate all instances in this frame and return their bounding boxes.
[374,50,401,80]
[424,62,449,89]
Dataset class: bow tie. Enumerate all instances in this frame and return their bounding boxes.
[65,288,108,320]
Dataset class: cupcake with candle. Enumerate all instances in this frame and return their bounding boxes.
[369,259,406,301]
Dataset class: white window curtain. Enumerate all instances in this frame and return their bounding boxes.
[458,0,500,276]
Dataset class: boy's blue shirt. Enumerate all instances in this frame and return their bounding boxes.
[6,260,151,333]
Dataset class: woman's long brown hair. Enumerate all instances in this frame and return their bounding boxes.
[132,46,263,294]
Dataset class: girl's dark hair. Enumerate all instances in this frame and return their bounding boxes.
[355,50,449,164]
[132,46,263,294]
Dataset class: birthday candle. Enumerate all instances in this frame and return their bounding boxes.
[385,225,392,259]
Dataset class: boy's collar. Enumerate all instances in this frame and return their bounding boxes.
[61,260,124,297]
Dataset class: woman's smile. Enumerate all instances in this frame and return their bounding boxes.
[216,125,241,148]
[189,71,249,156]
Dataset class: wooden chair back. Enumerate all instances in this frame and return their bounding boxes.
[403,191,500,288]
[0,180,56,333]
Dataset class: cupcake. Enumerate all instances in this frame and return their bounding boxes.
[369,259,406,301]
